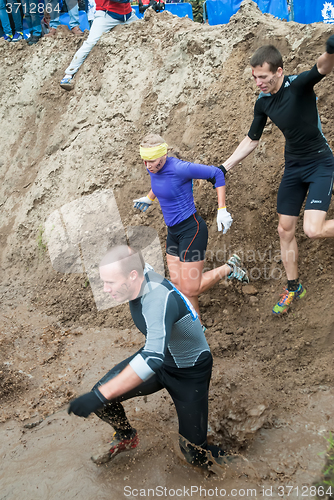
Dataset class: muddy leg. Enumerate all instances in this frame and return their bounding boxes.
[95,402,134,436]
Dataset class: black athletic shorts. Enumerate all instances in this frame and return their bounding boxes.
[277,156,334,216]
[166,213,208,262]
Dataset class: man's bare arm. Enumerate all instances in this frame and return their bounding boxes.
[223,135,259,172]
[99,365,143,400]
[67,365,145,417]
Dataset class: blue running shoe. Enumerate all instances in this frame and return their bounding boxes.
[60,75,74,91]
[4,34,13,41]
[12,32,24,42]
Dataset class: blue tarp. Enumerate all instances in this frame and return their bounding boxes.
[204,0,288,25]
[294,0,334,24]
[204,0,234,24]
[256,0,287,18]
[132,3,193,20]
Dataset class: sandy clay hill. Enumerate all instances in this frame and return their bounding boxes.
[0,1,334,498]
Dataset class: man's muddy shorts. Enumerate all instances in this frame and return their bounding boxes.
[277,156,334,216]
[166,213,208,262]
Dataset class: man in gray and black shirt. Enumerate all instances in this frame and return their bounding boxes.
[68,245,245,469]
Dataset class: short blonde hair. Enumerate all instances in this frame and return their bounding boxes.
[140,133,165,148]
[100,245,144,277]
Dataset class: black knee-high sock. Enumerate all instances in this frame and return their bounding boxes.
[95,402,133,436]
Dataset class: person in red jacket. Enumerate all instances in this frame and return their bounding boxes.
[60,0,138,90]
[138,0,165,14]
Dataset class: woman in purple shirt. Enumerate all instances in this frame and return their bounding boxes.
[133,133,248,321]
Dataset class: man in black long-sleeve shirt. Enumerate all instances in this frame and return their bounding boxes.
[220,36,334,315]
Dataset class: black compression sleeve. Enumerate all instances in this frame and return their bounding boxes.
[326,34,334,54]
[248,99,267,140]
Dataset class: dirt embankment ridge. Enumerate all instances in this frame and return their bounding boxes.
[0,0,334,492]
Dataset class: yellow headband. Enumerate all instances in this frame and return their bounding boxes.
[140,143,168,161]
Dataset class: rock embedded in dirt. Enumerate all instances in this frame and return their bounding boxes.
[249,296,259,305]
[242,285,258,295]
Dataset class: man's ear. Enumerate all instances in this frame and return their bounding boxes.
[129,270,138,281]
[277,67,283,77]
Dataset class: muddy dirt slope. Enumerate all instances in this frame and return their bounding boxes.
[1,0,334,497]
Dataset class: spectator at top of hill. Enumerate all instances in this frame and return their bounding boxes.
[4,0,25,41]
[45,0,83,36]
[0,0,13,40]
[41,10,51,35]
[21,0,42,44]
[190,0,204,22]
[138,0,165,14]
[59,0,139,91]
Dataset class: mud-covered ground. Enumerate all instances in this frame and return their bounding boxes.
[1,1,334,498]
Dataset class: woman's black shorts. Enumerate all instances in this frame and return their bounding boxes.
[166,213,208,262]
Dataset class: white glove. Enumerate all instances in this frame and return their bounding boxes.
[217,207,233,234]
[133,196,153,212]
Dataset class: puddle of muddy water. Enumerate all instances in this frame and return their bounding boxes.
[1,386,334,500]
[1,306,334,500]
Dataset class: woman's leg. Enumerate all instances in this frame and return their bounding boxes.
[167,254,202,314]
[166,254,232,317]
[166,215,248,317]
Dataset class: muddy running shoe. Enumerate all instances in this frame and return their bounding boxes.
[60,75,74,91]
[206,445,238,467]
[91,429,139,465]
[179,438,254,477]
[272,284,306,315]
[206,445,255,477]
[226,254,249,283]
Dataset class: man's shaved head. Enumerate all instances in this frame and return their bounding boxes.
[100,245,144,277]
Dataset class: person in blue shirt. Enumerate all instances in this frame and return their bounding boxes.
[133,133,249,322]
